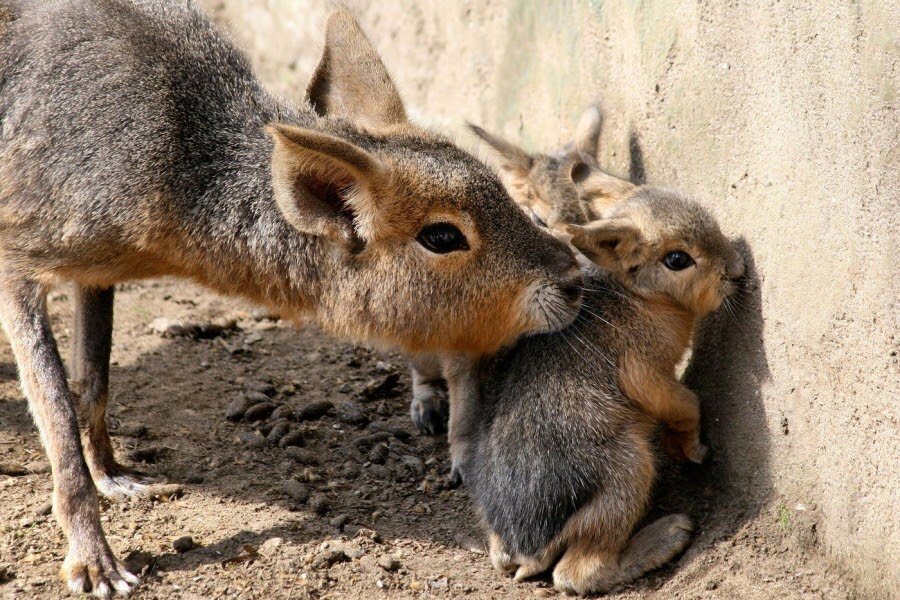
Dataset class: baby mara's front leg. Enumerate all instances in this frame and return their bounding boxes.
[443,355,483,485]
[409,353,448,435]
[619,354,708,464]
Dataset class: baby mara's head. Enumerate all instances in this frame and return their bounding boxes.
[568,189,745,317]
[471,105,743,319]
[470,105,634,232]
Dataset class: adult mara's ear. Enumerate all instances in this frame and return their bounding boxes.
[306,9,407,129]
[566,219,643,273]
[267,124,387,249]
[468,123,534,179]
[569,160,638,217]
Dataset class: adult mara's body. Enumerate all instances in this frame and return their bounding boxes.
[0,2,582,596]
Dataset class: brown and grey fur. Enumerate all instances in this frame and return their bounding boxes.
[0,2,582,597]
[418,107,744,464]
[457,188,745,595]
[410,106,626,436]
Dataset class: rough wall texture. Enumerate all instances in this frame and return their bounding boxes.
[201,1,898,596]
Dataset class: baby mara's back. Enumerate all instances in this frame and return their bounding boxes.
[465,269,656,558]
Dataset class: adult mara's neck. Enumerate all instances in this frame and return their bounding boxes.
[166,95,335,318]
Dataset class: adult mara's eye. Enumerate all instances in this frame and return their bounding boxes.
[662,250,695,271]
[417,223,469,254]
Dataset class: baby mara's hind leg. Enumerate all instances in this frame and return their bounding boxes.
[409,353,447,435]
[489,532,560,582]
[552,515,693,595]
[71,285,152,499]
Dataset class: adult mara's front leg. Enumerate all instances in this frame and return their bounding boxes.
[71,285,154,499]
[0,274,138,597]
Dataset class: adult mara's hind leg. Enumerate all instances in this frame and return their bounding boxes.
[71,285,152,498]
[0,273,138,597]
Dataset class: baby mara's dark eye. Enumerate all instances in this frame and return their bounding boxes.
[417,223,469,254]
[662,250,695,271]
[529,208,548,228]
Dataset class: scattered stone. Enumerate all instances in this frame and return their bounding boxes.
[251,307,279,321]
[173,536,195,553]
[308,493,330,515]
[429,577,449,590]
[238,431,267,449]
[338,383,352,394]
[377,555,400,572]
[128,445,165,464]
[284,447,319,465]
[271,404,296,421]
[259,537,284,557]
[312,548,348,569]
[337,401,369,427]
[330,514,349,530]
[0,463,27,477]
[34,502,52,517]
[226,396,253,421]
[399,455,425,477]
[355,432,391,452]
[113,423,148,438]
[266,421,291,445]
[346,545,366,559]
[243,401,275,422]
[195,318,239,339]
[368,443,389,465]
[360,373,401,401]
[283,480,310,504]
[297,400,334,421]
[149,317,187,337]
[374,361,394,374]
[366,422,412,443]
[278,430,305,448]
[244,332,264,345]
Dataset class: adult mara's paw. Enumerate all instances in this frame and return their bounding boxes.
[62,541,139,598]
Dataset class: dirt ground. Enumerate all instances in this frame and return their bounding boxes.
[0,279,854,599]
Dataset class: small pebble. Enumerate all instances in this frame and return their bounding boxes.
[278,430,305,448]
[243,401,275,421]
[282,480,310,504]
[266,421,291,445]
[308,493,330,515]
[226,396,252,421]
[238,431,267,449]
[247,382,276,397]
[312,548,348,569]
[271,405,295,421]
[368,443,389,465]
[330,514,349,530]
[284,447,319,465]
[259,537,283,557]
[297,400,334,421]
[377,555,400,572]
[173,536,195,553]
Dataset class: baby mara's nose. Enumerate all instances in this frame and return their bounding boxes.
[558,265,584,307]
[726,252,746,281]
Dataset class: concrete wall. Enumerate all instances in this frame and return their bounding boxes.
[201,1,899,596]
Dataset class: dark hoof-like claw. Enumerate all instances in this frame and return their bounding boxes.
[410,395,447,435]
[446,464,463,488]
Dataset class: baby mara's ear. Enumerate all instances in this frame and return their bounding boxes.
[567,219,644,273]
[267,124,387,250]
[306,9,407,129]
[571,104,603,158]
[568,160,638,216]
[468,123,534,180]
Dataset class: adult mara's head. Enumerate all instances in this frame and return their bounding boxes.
[269,10,583,353]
